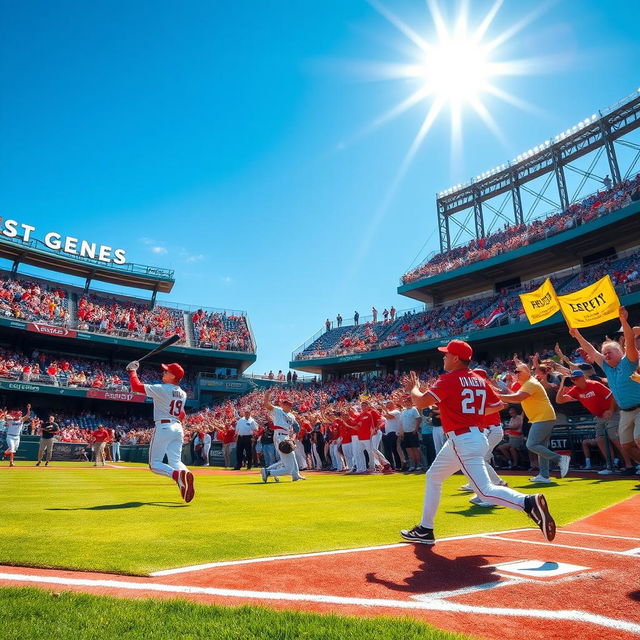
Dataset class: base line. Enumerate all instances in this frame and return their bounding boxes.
[0,571,638,635]
[484,536,634,556]
[150,528,532,576]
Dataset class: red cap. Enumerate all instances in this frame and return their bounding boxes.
[280,397,292,405]
[161,363,184,381]
[437,339,473,361]
[472,368,488,379]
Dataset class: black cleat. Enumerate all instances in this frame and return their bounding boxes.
[525,493,556,541]
[400,525,435,545]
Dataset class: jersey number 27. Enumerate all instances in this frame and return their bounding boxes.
[461,388,486,414]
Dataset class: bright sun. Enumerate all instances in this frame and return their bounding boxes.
[418,37,492,104]
[355,0,547,171]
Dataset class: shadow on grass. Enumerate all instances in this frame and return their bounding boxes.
[47,501,188,511]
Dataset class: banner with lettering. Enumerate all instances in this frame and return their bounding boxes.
[557,275,621,328]
[27,322,77,338]
[519,278,561,325]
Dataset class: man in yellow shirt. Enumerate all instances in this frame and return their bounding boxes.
[500,359,571,483]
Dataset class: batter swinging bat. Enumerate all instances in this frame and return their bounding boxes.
[136,334,181,364]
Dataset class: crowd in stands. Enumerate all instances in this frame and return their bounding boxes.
[11,308,640,478]
[296,248,640,361]
[0,346,196,398]
[0,274,255,353]
[77,294,186,344]
[403,173,640,284]
[192,310,253,352]
[0,277,69,325]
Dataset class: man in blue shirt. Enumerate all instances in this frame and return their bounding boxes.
[569,306,640,475]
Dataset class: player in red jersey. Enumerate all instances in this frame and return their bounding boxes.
[400,340,556,545]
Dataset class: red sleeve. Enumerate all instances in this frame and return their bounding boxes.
[128,371,145,394]
[565,386,579,399]
[428,375,453,404]
[178,410,186,422]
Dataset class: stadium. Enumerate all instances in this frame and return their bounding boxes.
[3,3,640,640]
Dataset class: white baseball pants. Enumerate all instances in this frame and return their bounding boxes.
[294,440,308,470]
[267,451,300,479]
[329,439,344,470]
[148,422,188,478]
[342,442,354,470]
[5,435,20,453]
[432,426,445,453]
[420,428,526,530]
[484,425,505,485]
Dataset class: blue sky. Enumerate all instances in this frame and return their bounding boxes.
[2,0,640,374]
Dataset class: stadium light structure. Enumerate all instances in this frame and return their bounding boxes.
[435,89,640,253]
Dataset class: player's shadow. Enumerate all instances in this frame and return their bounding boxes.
[629,590,640,602]
[47,501,187,511]
[366,544,501,594]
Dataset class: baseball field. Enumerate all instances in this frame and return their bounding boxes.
[1,463,639,639]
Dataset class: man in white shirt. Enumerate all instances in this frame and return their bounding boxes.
[234,409,257,470]
[381,400,402,470]
[400,395,422,471]
[3,404,31,467]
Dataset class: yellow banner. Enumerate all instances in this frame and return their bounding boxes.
[519,278,560,325]
[557,275,621,329]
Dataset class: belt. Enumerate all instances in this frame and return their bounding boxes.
[156,419,173,424]
[446,426,485,437]
[272,426,288,431]
[620,404,640,412]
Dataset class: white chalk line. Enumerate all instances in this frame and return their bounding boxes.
[556,530,640,542]
[150,528,532,576]
[0,571,638,635]
[484,536,634,557]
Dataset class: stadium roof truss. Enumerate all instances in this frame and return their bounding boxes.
[436,90,640,253]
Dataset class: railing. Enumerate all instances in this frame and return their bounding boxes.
[0,234,174,281]
[291,304,426,359]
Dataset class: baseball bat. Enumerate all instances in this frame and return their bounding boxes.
[136,334,181,364]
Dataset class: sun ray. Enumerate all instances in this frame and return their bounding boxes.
[368,0,432,54]
[469,96,508,148]
[484,0,551,53]
[472,0,504,44]
[482,83,546,118]
[425,0,450,41]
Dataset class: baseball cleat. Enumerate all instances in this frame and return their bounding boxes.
[469,496,494,507]
[559,455,571,478]
[459,483,474,492]
[292,475,306,481]
[261,468,268,483]
[529,475,553,483]
[400,525,435,545]
[182,470,195,503]
[525,493,556,541]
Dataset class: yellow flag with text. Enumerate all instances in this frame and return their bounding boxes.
[519,278,560,325]
[557,275,621,328]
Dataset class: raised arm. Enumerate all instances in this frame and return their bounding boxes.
[568,327,603,367]
[409,371,438,411]
[620,306,638,363]
[555,376,577,405]
[263,389,274,412]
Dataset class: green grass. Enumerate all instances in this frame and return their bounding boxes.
[0,463,635,575]
[0,587,475,640]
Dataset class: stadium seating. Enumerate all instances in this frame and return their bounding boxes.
[192,309,253,352]
[295,249,640,361]
[77,293,186,343]
[0,276,69,325]
[402,173,640,284]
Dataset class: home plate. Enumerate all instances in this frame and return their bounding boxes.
[491,560,588,578]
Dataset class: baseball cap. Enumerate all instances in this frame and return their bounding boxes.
[570,370,585,378]
[438,339,473,361]
[280,397,293,405]
[161,363,184,381]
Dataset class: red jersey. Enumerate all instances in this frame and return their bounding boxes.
[336,418,354,443]
[565,380,613,418]
[347,409,380,440]
[428,369,501,433]
[92,428,110,443]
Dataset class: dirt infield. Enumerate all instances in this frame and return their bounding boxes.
[1,494,639,639]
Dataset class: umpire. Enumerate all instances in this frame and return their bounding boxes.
[36,414,59,466]
[234,409,257,470]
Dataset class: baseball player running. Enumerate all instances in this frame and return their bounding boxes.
[400,340,556,545]
[3,404,31,467]
[127,361,195,503]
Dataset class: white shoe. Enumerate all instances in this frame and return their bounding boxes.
[469,496,494,508]
[261,468,268,483]
[597,469,613,475]
[459,483,474,492]
[529,475,553,483]
[292,475,306,481]
[407,466,415,472]
[559,455,571,478]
